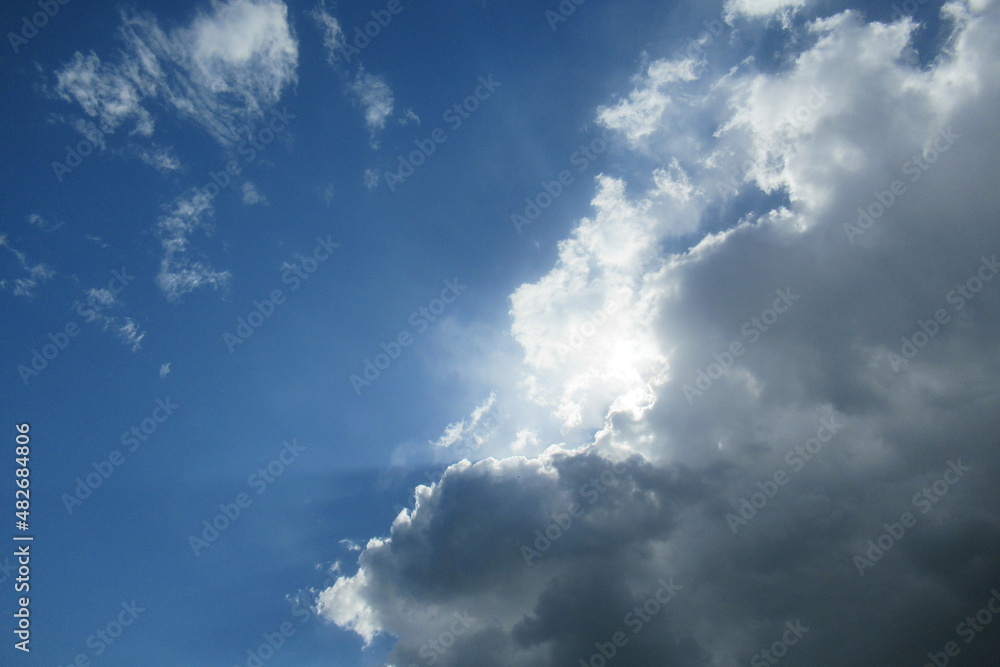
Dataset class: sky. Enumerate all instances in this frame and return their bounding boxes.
[2,0,1000,665]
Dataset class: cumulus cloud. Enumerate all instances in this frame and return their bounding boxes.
[596,57,701,148]
[316,448,705,665]
[53,0,298,148]
[316,2,1000,665]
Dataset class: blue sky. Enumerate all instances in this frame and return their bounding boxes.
[3,0,1000,665]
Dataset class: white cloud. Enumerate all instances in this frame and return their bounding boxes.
[53,0,298,149]
[85,287,116,309]
[155,191,231,302]
[310,4,395,144]
[182,0,298,116]
[339,538,363,552]
[596,56,701,147]
[363,168,379,190]
[430,393,502,453]
[724,0,809,22]
[116,318,146,351]
[311,1,347,65]
[241,181,265,204]
[351,67,394,139]
[27,213,63,232]
[0,235,55,298]
[159,362,171,378]
[54,52,155,136]
[135,145,182,173]
[78,287,148,352]
[316,2,1000,664]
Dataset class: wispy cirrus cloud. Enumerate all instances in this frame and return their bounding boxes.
[350,66,395,139]
[155,191,231,302]
[77,286,148,352]
[0,234,55,298]
[311,1,396,146]
[28,213,63,233]
[311,0,348,65]
[53,0,299,149]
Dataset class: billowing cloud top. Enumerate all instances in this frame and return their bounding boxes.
[315,1,1000,665]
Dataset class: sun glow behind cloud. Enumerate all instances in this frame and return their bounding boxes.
[314,2,1000,665]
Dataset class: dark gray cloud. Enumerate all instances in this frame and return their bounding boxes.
[316,2,1000,665]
